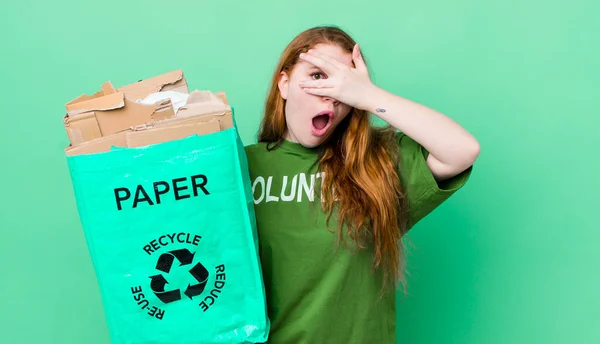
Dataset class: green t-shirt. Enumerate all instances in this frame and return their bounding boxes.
[244,131,472,344]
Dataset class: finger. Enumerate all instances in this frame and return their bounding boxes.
[299,52,335,73]
[307,49,345,70]
[353,44,368,73]
[301,87,331,96]
[298,80,333,88]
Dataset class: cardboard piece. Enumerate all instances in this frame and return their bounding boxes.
[63,69,236,157]
[152,110,233,131]
[126,119,221,148]
[65,132,128,156]
[65,84,124,116]
[214,91,229,105]
[177,91,231,118]
[116,70,188,102]
[153,90,233,130]
[64,116,224,156]
[63,70,189,145]
[63,111,102,146]
[94,97,175,136]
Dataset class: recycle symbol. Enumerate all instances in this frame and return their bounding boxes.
[149,248,209,304]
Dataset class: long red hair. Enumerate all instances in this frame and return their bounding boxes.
[258,26,409,291]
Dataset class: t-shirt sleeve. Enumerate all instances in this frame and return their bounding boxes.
[396,131,473,230]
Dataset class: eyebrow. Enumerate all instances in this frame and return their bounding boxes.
[307,66,323,72]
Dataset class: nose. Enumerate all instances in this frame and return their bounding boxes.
[322,96,340,106]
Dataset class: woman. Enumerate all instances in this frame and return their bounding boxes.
[245,26,480,344]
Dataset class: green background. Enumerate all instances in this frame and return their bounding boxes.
[1,0,598,343]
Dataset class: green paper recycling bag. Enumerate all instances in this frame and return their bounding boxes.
[66,127,270,344]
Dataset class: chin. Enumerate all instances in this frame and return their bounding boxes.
[297,135,323,148]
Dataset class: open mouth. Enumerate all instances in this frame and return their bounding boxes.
[311,111,334,136]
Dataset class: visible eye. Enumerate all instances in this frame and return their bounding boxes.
[310,72,327,80]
